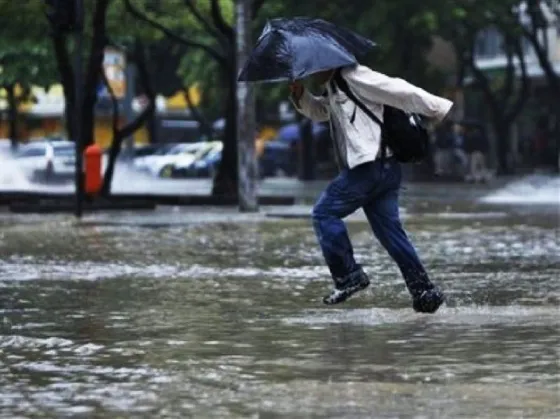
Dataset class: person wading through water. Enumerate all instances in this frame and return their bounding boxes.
[289,65,454,313]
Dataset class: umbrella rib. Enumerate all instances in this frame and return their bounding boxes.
[287,29,295,81]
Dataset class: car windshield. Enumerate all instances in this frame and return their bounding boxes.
[153,144,176,155]
[169,147,189,155]
[53,145,75,156]
[208,149,221,159]
[16,145,46,158]
[170,143,204,155]
[201,142,221,157]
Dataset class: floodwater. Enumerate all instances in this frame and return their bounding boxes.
[1,182,559,417]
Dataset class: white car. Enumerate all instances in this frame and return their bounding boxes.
[160,141,222,178]
[132,143,177,172]
[14,140,77,182]
[135,142,220,178]
[172,141,223,177]
[133,143,196,176]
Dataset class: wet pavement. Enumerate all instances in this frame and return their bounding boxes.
[0,181,559,418]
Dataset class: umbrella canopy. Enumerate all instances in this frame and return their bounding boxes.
[238,17,376,83]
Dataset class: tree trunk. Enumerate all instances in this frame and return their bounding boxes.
[6,84,19,150]
[81,0,111,150]
[493,121,512,175]
[183,86,214,140]
[147,113,158,143]
[51,32,75,140]
[101,42,155,196]
[102,134,122,196]
[212,62,238,197]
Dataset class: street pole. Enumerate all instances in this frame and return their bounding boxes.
[123,62,136,161]
[73,0,84,218]
[236,0,258,212]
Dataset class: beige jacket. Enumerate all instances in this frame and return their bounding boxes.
[291,65,454,169]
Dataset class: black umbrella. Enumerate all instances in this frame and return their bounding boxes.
[238,17,376,83]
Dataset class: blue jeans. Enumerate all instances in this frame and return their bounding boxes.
[312,157,434,297]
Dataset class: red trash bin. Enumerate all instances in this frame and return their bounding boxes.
[84,144,102,195]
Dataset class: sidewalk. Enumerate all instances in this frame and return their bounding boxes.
[0,173,526,214]
[261,175,519,203]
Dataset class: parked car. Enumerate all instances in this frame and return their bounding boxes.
[276,122,328,145]
[0,138,12,155]
[130,144,165,159]
[134,142,220,178]
[161,141,222,178]
[133,143,184,174]
[173,142,223,178]
[14,140,76,182]
[259,140,297,178]
[259,122,335,178]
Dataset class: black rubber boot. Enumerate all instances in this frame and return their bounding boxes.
[412,287,445,314]
[323,267,371,305]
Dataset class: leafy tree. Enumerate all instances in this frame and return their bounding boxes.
[0,41,58,149]
[0,1,58,149]
[521,0,560,144]
[424,0,530,173]
[124,0,268,197]
[42,0,168,194]
[522,0,560,97]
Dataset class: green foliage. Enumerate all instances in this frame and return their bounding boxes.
[0,0,58,95]
[0,0,556,125]
[0,41,58,90]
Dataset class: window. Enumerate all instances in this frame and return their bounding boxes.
[154,144,175,155]
[53,146,75,157]
[17,146,46,158]
[475,27,504,58]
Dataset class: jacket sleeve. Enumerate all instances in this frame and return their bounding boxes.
[343,65,454,122]
[289,89,330,122]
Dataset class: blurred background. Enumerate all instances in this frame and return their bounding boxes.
[1,2,559,417]
[0,0,558,199]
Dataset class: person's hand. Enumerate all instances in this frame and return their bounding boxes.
[289,81,304,101]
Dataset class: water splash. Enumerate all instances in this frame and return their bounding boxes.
[0,155,212,195]
[480,174,560,205]
[0,151,32,190]
[282,305,560,328]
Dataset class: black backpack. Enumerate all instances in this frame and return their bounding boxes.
[333,70,430,164]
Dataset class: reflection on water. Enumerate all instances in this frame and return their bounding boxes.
[0,206,559,418]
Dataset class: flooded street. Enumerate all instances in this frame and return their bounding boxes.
[0,193,559,417]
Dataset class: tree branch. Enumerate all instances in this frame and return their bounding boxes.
[183,0,226,44]
[466,39,500,118]
[82,0,111,119]
[455,22,502,117]
[50,32,74,107]
[521,11,560,97]
[124,0,226,65]
[507,36,530,123]
[100,62,119,136]
[501,34,516,105]
[210,0,234,39]
[526,0,547,36]
[50,31,75,140]
[183,85,213,140]
[119,43,155,139]
[101,41,156,195]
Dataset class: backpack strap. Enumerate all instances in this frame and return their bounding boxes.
[332,69,388,162]
[333,70,383,127]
